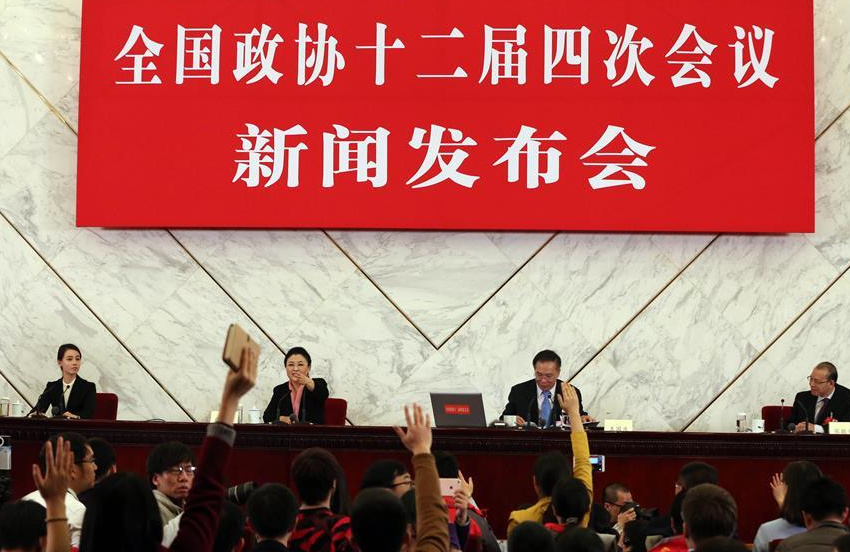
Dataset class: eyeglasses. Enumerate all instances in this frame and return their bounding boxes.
[389,479,414,489]
[164,465,197,477]
[807,376,831,385]
[78,458,97,465]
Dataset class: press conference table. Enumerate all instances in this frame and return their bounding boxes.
[4,417,850,540]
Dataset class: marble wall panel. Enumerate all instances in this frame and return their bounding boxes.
[0,59,49,160]
[815,0,850,135]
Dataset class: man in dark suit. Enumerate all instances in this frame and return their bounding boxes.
[788,361,850,434]
[502,349,591,427]
[33,344,97,419]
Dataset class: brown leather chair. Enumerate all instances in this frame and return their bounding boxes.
[93,392,118,420]
[324,398,348,426]
[762,405,792,432]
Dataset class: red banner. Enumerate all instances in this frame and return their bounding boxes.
[77,0,813,231]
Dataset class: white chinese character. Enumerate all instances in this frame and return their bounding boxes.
[493,125,566,189]
[665,24,717,88]
[355,23,405,86]
[322,125,389,188]
[233,124,308,188]
[297,23,346,86]
[114,25,164,85]
[730,25,778,88]
[233,25,284,84]
[407,125,478,189]
[604,24,654,87]
[479,25,527,85]
[544,26,590,85]
[176,25,221,84]
[580,125,655,190]
[416,28,468,79]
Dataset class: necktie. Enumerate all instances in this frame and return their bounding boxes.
[541,391,552,427]
[817,397,831,424]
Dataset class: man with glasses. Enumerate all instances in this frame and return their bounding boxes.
[502,349,592,427]
[789,362,850,434]
[21,431,96,547]
[146,441,196,525]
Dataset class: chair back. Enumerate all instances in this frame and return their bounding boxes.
[93,392,118,420]
[761,405,792,432]
[324,398,348,426]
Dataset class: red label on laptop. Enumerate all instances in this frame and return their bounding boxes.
[444,404,472,416]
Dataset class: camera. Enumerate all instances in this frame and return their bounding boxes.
[226,481,256,505]
[621,502,658,521]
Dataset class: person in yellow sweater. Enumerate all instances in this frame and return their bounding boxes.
[507,383,592,537]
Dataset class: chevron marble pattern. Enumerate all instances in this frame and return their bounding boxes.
[1,0,849,430]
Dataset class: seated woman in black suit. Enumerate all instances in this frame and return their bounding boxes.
[33,343,97,419]
[262,346,329,424]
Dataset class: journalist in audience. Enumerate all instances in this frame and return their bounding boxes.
[87,437,117,485]
[246,483,300,551]
[834,534,850,552]
[621,520,651,552]
[776,477,849,552]
[754,461,824,552]
[33,344,96,419]
[591,483,637,536]
[677,463,719,494]
[400,489,467,552]
[648,491,688,552]
[360,460,413,498]
[681,484,737,550]
[213,502,246,552]
[77,345,258,552]
[147,441,196,526]
[546,477,591,534]
[555,527,604,552]
[351,403,449,552]
[508,521,555,552]
[289,447,354,552]
[508,383,592,536]
[788,362,850,433]
[263,347,329,424]
[22,432,95,548]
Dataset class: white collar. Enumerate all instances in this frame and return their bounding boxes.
[62,377,77,388]
[537,385,554,397]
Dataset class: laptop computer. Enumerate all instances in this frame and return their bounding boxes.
[430,392,488,428]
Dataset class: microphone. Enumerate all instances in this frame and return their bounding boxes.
[774,398,791,434]
[792,399,814,434]
[526,395,536,429]
[274,386,291,422]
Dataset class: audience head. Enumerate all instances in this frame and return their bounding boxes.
[677,462,719,493]
[40,432,96,494]
[434,451,460,479]
[622,520,650,552]
[87,437,117,484]
[800,477,848,527]
[78,472,163,552]
[551,477,590,525]
[361,459,412,498]
[555,526,604,552]
[779,461,823,526]
[246,483,299,543]
[213,501,246,552]
[351,488,409,552]
[0,500,46,552]
[694,537,749,552]
[603,483,634,523]
[56,344,82,378]
[291,447,341,507]
[508,521,555,552]
[534,452,571,498]
[681,484,737,547]
[146,441,195,501]
[285,346,312,382]
[809,362,838,398]
[834,534,850,552]
[400,489,417,539]
[533,350,562,392]
[670,489,688,535]
[330,458,352,516]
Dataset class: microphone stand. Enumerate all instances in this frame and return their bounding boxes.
[774,398,791,434]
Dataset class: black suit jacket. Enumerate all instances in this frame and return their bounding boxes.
[788,383,850,427]
[263,378,329,424]
[34,376,97,419]
[502,378,587,426]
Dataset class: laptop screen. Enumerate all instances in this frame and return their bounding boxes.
[430,392,487,428]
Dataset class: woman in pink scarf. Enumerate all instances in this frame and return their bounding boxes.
[263,347,330,424]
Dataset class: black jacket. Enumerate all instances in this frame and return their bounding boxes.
[34,376,97,419]
[788,383,850,427]
[263,378,329,424]
[502,378,587,425]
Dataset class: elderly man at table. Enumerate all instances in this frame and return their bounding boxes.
[502,350,592,427]
[788,362,850,434]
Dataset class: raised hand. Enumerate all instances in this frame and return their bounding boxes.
[454,487,470,526]
[770,473,787,507]
[393,404,432,456]
[459,469,474,499]
[32,437,74,503]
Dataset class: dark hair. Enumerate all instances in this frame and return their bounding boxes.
[361,460,408,490]
[40,432,89,473]
[779,461,823,526]
[0,500,46,549]
[815,361,838,382]
[57,343,81,361]
[671,490,688,534]
[291,447,341,506]
[533,350,562,369]
[508,521,555,552]
[678,462,719,491]
[681,484,737,544]
[246,483,299,540]
[146,441,195,486]
[551,477,590,523]
[79,472,163,552]
[623,520,650,552]
[285,347,312,366]
[800,477,847,522]
[694,536,749,552]
[401,488,417,532]
[351,488,408,552]
[555,526,604,552]
[534,452,571,497]
[434,451,460,479]
[331,457,353,516]
[213,501,246,552]
[834,534,850,552]
[87,437,117,483]
[603,483,630,504]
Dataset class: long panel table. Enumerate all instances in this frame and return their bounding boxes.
[3,418,850,540]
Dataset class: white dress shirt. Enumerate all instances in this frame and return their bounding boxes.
[22,487,86,547]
